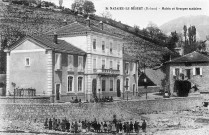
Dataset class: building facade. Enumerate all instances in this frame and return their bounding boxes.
[46,20,138,101]
[166,51,209,97]
[5,20,138,102]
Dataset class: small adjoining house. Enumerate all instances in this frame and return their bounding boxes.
[5,34,86,102]
[5,19,139,102]
[166,51,209,97]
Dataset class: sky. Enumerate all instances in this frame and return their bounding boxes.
[46,0,209,28]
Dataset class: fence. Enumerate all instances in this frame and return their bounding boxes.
[14,88,36,97]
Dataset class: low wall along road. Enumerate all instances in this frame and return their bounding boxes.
[0,97,202,123]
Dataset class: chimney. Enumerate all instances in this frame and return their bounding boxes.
[86,17,90,27]
[99,21,103,30]
[53,32,58,44]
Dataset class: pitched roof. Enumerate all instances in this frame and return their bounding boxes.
[45,21,121,38]
[166,51,209,63]
[123,53,138,61]
[8,34,86,55]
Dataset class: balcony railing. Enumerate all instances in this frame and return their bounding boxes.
[93,68,120,76]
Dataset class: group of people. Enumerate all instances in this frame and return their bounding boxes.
[70,96,114,103]
[92,96,114,103]
[44,117,147,133]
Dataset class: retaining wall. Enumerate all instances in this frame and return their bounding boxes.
[0,97,202,123]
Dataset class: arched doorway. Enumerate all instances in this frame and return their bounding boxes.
[92,79,97,98]
[117,79,121,97]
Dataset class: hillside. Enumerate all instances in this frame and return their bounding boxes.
[0,1,171,72]
[160,15,209,40]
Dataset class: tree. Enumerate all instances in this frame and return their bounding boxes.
[183,25,187,44]
[166,31,179,51]
[188,25,196,45]
[71,0,85,13]
[142,22,167,43]
[83,0,96,15]
[133,25,140,34]
[59,0,63,8]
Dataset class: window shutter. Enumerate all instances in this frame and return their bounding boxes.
[200,67,203,76]
[80,56,83,69]
[68,55,73,70]
[132,63,136,74]
[55,53,61,70]
[173,68,176,76]
[58,54,61,69]
[193,67,196,75]
[180,68,182,74]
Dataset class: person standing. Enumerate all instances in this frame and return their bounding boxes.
[66,119,70,132]
[141,120,147,133]
[44,118,48,129]
[74,121,78,133]
[130,121,133,133]
[123,122,126,133]
[100,122,104,133]
[134,121,139,133]
[104,121,107,132]
[48,118,52,130]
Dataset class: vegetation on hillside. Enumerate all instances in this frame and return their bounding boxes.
[0,0,176,73]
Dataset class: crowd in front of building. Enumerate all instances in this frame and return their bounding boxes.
[44,116,147,134]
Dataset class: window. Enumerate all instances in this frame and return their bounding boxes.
[67,76,73,92]
[102,41,105,52]
[93,58,96,70]
[125,62,129,74]
[25,57,30,66]
[125,78,129,91]
[78,77,83,92]
[193,67,202,76]
[175,68,180,76]
[68,55,74,71]
[93,39,96,50]
[55,53,61,70]
[110,42,113,53]
[186,69,191,79]
[196,68,200,75]
[110,61,113,69]
[110,79,113,91]
[102,80,106,91]
[118,44,120,55]
[78,56,83,71]
[117,61,120,70]
[102,60,105,69]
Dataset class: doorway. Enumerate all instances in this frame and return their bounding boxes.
[117,79,121,97]
[92,79,97,98]
[55,83,61,100]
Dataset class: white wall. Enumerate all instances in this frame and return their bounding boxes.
[60,36,88,52]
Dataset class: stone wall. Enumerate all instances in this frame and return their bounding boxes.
[0,97,202,123]
[138,86,161,94]
[0,96,50,104]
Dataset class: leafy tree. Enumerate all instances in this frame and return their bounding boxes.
[71,0,85,13]
[133,25,140,34]
[83,0,96,15]
[188,25,196,45]
[166,31,179,51]
[142,22,167,42]
[59,0,63,8]
[183,25,187,44]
